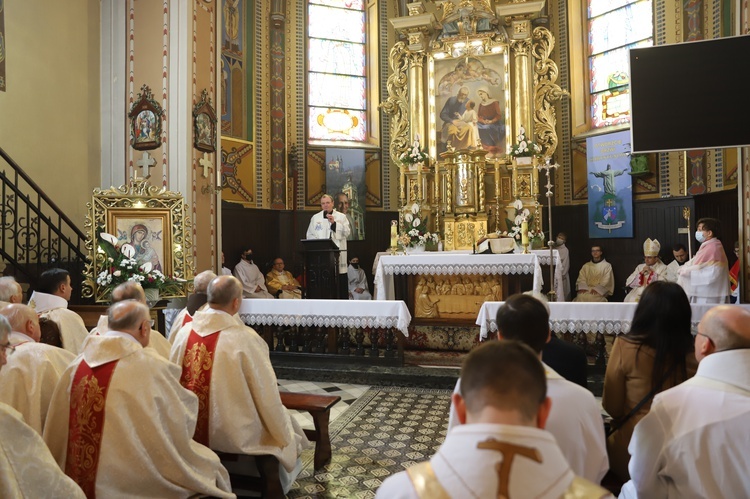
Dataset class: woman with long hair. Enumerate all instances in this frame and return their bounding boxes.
[602,281,697,481]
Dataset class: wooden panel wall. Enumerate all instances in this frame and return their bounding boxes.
[551,192,737,302]
[221,201,397,288]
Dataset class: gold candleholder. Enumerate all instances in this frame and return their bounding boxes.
[522,242,530,254]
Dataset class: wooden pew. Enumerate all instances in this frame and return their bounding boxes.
[280,391,341,470]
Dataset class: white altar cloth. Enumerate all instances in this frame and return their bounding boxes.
[373,250,564,301]
[237,299,412,337]
[477,301,750,339]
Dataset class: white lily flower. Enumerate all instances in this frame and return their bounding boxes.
[514,215,524,226]
[522,208,530,217]
[413,218,421,227]
[113,270,121,277]
[140,262,152,273]
[411,203,419,214]
[405,213,413,223]
[100,232,119,246]
[121,244,136,258]
[513,199,524,210]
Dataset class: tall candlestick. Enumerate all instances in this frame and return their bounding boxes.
[521,220,529,245]
[390,220,398,249]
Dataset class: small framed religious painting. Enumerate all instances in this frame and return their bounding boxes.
[128,84,164,151]
[193,89,217,153]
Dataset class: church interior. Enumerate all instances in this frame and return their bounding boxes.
[1,0,750,496]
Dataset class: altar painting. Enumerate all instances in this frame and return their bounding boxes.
[587,130,633,238]
[433,54,509,159]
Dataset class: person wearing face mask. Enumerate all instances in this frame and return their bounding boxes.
[232,246,273,299]
[347,257,372,300]
[553,233,570,301]
[678,217,730,303]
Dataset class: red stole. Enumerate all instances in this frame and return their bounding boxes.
[66,359,118,499]
[179,329,220,446]
[182,313,193,326]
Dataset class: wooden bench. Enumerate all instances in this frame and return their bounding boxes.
[280,391,341,470]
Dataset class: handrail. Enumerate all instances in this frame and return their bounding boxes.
[0,146,87,242]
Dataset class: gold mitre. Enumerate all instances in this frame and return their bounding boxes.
[643,238,660,257]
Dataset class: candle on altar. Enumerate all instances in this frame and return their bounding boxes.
[390,221,398,248]
[521,220,529,245]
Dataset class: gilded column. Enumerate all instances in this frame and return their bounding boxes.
[510,36,534,140]
[407,52,426,145]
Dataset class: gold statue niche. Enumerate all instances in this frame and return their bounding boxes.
[384,1,568,249]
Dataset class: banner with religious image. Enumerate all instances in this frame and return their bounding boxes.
[586,130,633,238]
[325,148,365,240]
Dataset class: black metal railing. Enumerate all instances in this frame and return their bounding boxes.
[0,146,88,303]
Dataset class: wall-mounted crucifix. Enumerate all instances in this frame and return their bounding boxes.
[136,151,156,177]
[199,152,213,178]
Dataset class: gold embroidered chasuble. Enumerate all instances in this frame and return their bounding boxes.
[43,334,233,498]
[170,309,309,472]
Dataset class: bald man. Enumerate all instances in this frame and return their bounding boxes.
[89,281,172,358]
[0,304,74,435]
[44,300,232,498]
[0,315,85,497]
[0,276,24,308]
[621,305,750,498]
[168,270,218,342]
[170,275,308,494]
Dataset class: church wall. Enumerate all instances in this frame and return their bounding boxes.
[0,0,101,227]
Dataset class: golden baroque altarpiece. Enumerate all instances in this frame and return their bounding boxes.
[383,0,567,251]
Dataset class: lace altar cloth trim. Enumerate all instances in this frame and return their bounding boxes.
[382,263,537,276]
[239,313,409,336]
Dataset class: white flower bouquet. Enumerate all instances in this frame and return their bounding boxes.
[509,125,542,158]
[398,202,440,249]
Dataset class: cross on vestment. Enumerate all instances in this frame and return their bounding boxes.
[136,152,156,177]
[199,153,213,178]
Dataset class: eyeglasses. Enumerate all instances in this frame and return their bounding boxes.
[695,331,713,342]
[0,342,15,356]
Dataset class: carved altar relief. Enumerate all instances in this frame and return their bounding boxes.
[413,274,504,320]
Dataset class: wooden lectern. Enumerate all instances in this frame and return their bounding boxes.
[302,238,341,299]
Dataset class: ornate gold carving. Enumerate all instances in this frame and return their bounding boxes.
[512,20,530,36]
[532,26,568,158]
[381,42,410,168]
[510,38,532,56]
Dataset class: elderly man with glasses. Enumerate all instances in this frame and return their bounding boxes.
[621,305,750,498]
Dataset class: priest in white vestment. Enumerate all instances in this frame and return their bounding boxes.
[624,238,669,302]
[0,276,24,308]
[378,341,612,499]
[266,258,302,299]
[0,317,83,498]
[170,276,309,493]
[447,294,608,483]
[28,268,88,354]
[678,217,730,303]
[168,270,215,342]
[307,194,351,298]
[347,257,372,300]
[233,247,274,298]
[554,233,571,301]
[0,304,74,435]
[573,245,615,302]
[88,281,172,359]
[44,301,233,498]
[621,306,750,499]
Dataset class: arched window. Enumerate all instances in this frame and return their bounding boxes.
[588,0,653,128]
[307,0,369,144]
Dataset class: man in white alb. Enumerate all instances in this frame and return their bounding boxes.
[678,217,730,303]
[347,256,371,300]
[573,245,614,302]
[233,246,273,299]
[553,233,571,301]
[378,340,611,498]
[168,270,216,342]
[621,305,750,498]
[307,194,351,298]
[665,243,689,283]
[28,268,89,354]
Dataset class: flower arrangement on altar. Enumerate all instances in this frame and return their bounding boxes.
[95,232,180,298]
[399,202,440,249]
[399,134,430,167]
[509,125,542,158]
[500,199,544,245]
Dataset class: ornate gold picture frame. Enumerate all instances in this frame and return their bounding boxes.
[193,89,217,153]
[129,84,164,151]
[82,177,194,303]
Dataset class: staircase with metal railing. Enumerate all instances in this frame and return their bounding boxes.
[0,146,88,303]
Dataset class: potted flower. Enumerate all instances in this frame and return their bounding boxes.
[399,134,430,171]
[95,231,182,304]
[509,125,542,165]
[399,202,440,253]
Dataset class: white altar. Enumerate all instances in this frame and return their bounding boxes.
[373,250,564,302]
[477,301,750,340]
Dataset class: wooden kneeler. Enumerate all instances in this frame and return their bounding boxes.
[280,391,341,469]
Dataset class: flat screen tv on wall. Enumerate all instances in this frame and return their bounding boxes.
[629,35,750,153]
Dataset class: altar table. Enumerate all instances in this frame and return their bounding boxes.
[477,301,750,340]
[373,250,564,302]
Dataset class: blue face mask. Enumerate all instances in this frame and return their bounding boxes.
[695,231,706,243]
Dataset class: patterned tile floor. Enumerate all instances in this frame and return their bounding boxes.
[278,379,452,498]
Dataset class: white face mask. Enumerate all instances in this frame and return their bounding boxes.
[695,230,706,243]
[556,238,564,246]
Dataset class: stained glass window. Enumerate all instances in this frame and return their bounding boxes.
[587,0,652,128]
[308,0,367,142]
